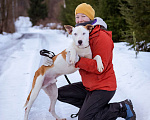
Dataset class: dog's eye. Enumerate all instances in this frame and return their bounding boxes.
[74,33,77,36]
[83,33,86,35]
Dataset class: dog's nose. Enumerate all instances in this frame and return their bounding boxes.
[78,40,82,45]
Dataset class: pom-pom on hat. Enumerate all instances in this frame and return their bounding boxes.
[75,3,95,20]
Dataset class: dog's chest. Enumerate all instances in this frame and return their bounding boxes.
[77,47,92,59]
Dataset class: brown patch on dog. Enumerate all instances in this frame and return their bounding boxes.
[24,65,49,107]
[61,50,67,60]
[24,50,67,107]
[24,55,59,107]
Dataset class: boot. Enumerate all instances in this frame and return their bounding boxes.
[120,99,136,120]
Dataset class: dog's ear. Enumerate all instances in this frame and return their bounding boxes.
[64,25,73,35]
[84,24,94,32]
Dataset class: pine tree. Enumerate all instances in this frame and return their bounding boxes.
[28,0,48,25]
[96,0,128,42]
[119,0,150,51]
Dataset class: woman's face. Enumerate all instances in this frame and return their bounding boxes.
[75,13,90,24]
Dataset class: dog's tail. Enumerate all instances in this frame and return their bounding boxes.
[24,65,49,108]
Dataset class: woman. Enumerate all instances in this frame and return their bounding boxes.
[44,3,136,120]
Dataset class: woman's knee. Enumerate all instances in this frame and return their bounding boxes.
[57,87,66,101]
[78,109,91,120]
[78,112,84,120]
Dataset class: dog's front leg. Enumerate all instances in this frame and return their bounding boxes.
[94,55,104,72]
[69,48,77,65]
[43,82,66,120]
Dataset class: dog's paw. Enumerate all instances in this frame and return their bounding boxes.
[97,62,104,72]
[69,59,75,65]
[94,55,104,72]
[69,55,76,65]
[66,50,77,65]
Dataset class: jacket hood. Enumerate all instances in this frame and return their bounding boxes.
[93,17,107,29]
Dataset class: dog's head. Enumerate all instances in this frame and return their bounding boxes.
[64,24,94,49]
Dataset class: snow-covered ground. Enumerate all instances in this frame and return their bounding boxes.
[0,17,150,120]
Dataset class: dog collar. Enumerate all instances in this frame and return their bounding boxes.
[78,45,90,49]
[85,45,90,48]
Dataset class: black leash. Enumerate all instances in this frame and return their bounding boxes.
[64,74,71,85]
[40,49,71,85]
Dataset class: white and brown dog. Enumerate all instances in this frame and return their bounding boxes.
[24,24,104,120]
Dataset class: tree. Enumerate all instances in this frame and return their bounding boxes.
[96,0,128,42]
[0,0,16,34]
[119,0,150,51]
[0,0,29,34]
[28,0,48,25]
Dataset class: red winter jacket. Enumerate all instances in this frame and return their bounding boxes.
[75,25,117,91]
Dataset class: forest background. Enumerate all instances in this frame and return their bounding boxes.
[0,0,150,51]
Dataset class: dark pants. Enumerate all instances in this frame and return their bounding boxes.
[58,82,125,120]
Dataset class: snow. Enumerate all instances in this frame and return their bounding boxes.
[0,17,150,120]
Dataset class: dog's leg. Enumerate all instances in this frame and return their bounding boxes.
[24,75,45,120]
[94,55,104,72]
[43,82,66,120]
[69,48,77,65]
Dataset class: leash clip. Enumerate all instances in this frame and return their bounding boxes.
[71,113,78,118]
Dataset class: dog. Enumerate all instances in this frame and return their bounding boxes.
[24,24,104,120]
